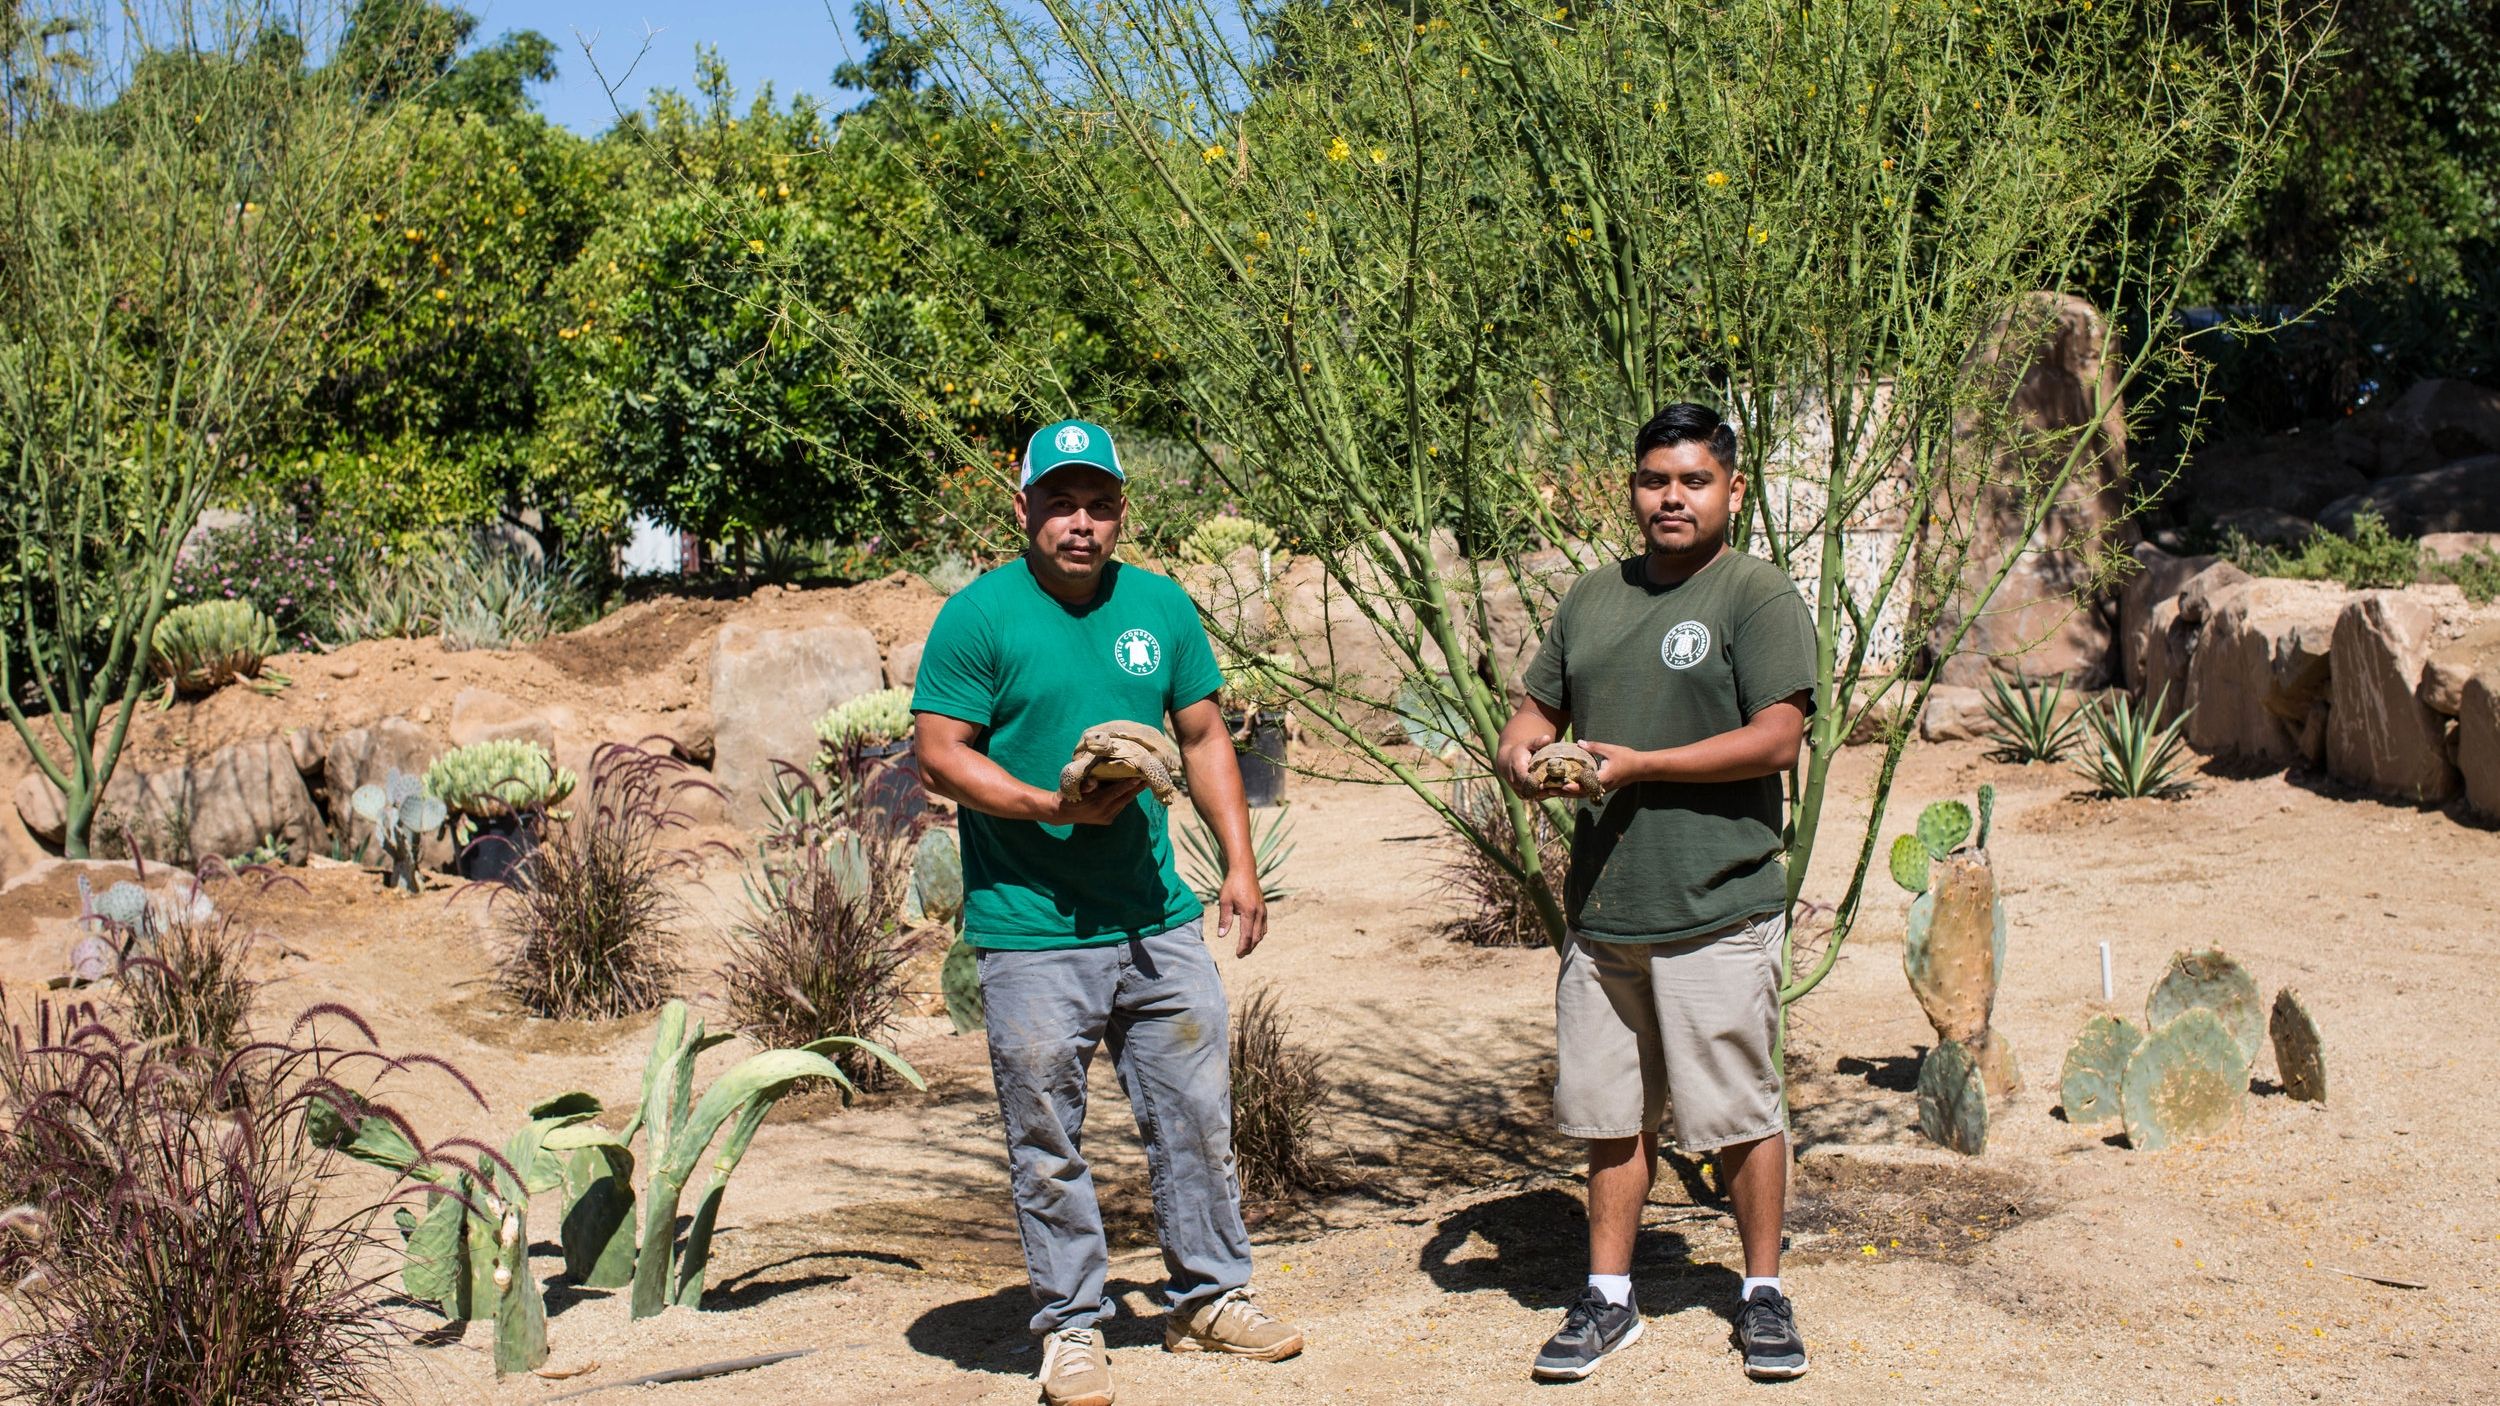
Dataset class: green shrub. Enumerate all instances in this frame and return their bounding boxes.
[1982,674,2084,764]
[150,601,280,697]
[2436,548,2500,605]
[2073,688,2196,799]
[2225,509,2422,590]
[1177,806,1297,903]
[423,739,578,819]
[169,503,363,651]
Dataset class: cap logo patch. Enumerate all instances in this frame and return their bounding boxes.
[1055,425,1091,454]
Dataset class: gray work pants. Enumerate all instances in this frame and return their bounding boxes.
[978,919,1254,1334]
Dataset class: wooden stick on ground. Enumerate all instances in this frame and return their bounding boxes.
[542,1349,816,1401]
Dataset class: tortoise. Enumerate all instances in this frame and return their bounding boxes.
[1060,721,1186,805]
[1526,741,1605,798]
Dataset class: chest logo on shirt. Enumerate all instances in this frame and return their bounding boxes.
[1113,628,1163,677]
[1661,620,1712,670]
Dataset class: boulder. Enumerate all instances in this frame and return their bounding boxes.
[0,795,44,886]
[2326,593,2458,802]
[2182,438,2370,522]
[606,708,714,767]
[886,640,926,691]
[2421,532,2500,565]
[1918,684,1993,743]
[450,687,560,755]
[2132,561,2251,708]
[2118,545,2221,692]
[2418,620,2500,717]
[710,617,884,823]
[2318,454,2500,536]
[1928,293,2131,689]
[2183,580,2342,766]
[2211,507,2315,545]
[2459,670,2500,820]
[2369,378,2500,478]
[20,736,328,863]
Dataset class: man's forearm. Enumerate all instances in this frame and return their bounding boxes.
[1614,723,1797,785]
[1180,728,1255,875]
[921,742,1054,821]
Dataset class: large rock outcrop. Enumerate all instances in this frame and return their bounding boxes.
[2318,454,2500,537]
[15,735,327,862]
[2183,580,2343,766]
[2326,593,2457,802]
[1928,293,2131,688]
[2177,379,2500,524]
[710,617,883,823]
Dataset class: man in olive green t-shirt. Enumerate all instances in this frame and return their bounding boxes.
[1497,403,1818,1384]
[911,418,1304,1406]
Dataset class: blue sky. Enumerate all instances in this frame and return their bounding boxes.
[465,1,870,133]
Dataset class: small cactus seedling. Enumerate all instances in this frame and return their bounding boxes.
[2119,1007,2247,1150]
[352,769,447,891]
[942,938,983,1034]
[1916,1038,1988,1155]
[2269,988,2326,1104]
[2146,948,2263,1066]
[2058,1013,2142,1125]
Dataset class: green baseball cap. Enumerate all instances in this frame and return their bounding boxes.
[1020,417,1125,489]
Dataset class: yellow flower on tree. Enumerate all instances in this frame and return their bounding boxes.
[1327,136,1351,162]
[1202,143,1226,163]
[1369,147,1388,164]
[747,238,765,253]
[1704,170,1730,188]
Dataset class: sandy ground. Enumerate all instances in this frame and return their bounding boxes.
[2,738,2494,1405]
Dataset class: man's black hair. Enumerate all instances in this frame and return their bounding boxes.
[1632,403,1738,473]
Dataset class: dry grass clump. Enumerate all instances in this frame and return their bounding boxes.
[495,743,721,1019]
[109,879,266,1060]
[720,813,928,1091]
[1435,779,1570,948]
[1230,987,1330,1203]
[0,996,468,1404]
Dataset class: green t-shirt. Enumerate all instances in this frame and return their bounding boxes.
[1522,548,1818,943]
[910,557,1223,950]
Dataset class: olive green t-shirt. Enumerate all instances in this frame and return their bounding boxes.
[1522,548,1818,943]
[909,557,1222,950]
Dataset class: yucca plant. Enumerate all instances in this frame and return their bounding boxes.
[493,745,720,1020]
[1178,806,1296,903]
[2073,687,2197,799]
[1230,988,1328,1203]
[150,599,281,698]
[1982,673,2085,764]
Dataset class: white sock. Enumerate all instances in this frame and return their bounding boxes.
[1588,1273,1633,1307]
[1740,1275,1782,1303]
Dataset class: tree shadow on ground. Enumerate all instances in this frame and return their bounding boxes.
[1417,1185,1740,1316]
[907,1277,1166,1373]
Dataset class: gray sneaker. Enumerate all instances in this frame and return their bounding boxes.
[1531,1285,1644,1380]
[1732,1286,1809,1380]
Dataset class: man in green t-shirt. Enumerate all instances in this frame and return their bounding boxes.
[1497,403,1818,1384]
[911,418,1304,1406]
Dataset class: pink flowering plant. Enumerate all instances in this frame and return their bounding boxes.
[170,501,367,652]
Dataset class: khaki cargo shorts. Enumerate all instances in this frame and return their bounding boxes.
[1552,911,1786,1153]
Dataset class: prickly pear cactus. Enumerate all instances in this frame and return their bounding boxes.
[1904,858,1996,1039]
[2146,948,2263,1066]
[941,938,983,1034]
[1916,799,1973,859]
[907,827,965,926]
[2058,1013,2142,1125]
[2119,1008,2248,1150]
[1889,833,1931,894]
[1916,1039,1988,1155]
[2268,988,2326,1104]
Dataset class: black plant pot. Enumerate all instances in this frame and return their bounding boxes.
[846,739,927,823]
[1229,710,1289,809]
[456,812,540,887]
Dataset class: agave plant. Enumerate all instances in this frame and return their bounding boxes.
[1981,673,2085,764]
[1178,806,1296,903]
[2073,687,2196,799]
[150,599,281,697]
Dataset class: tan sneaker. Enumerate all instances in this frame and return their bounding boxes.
[1038,1326,1113,1406]
[1164,1289,1305,1360]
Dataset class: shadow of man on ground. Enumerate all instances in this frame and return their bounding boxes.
[1416,1185,1740,1316]
[907,1277,1167,1373]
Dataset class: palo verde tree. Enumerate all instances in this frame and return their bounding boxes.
[0,1,413,857]
[868,0,2330,998]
